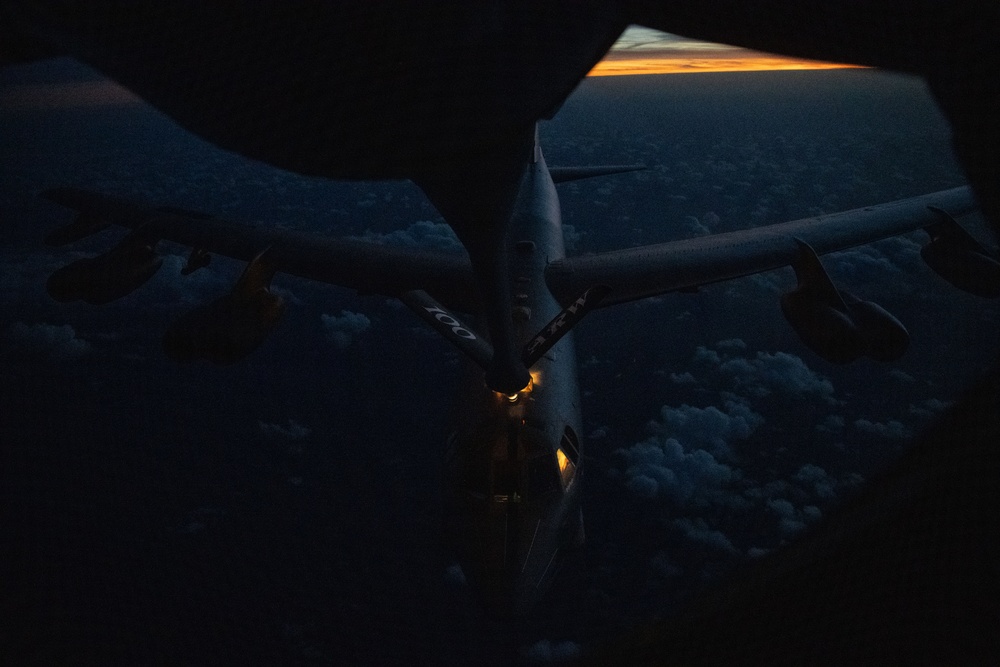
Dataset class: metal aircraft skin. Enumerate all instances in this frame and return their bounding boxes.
[6,0,1000,628]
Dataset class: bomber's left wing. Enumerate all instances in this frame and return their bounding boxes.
[40,186,479,311]
[546,186,981,308]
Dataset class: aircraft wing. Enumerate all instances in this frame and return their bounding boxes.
[40,187,480,311]
[546,186,979,308]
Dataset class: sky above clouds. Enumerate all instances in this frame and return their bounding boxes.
[596,26,864,76]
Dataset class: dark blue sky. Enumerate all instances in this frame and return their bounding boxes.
[1,61,996,665]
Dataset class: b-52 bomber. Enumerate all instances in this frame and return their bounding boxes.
[39,126,992,614]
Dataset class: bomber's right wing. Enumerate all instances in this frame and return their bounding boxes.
[546,186,980,308]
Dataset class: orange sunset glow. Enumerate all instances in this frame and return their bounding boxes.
[588,55,866,77]
[594,27,865,77]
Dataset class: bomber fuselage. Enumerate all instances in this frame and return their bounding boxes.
[442,141,585,616]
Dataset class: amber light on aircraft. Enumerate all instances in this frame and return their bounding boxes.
[500,375,534,403]
[556,448,576,489]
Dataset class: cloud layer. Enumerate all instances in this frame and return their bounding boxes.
[4,321,92,360]
[321,310,371,349]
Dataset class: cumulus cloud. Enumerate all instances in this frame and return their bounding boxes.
[443,563,466,587]
[792,463,837,499]
[672,517,738,553]
[908,398,952,420]
[747,271,785,293]
[349,220,462,252]
[4,321,92,360]
[615,431,740,504]
[777,517,807,536]
[649,400,763,458]
[889,368,915,383]
[853,418,911,439]
[611,335,899,591]
[522,640,581,664]
[766,498,796,518]
[321,310,371,348]
[668,371,697,385]
[766,494,822,536]
[649,551,683,579]
[827,245,900,280]
[683,215,711,236]
[816,414,845,434]
[802,505,822,522]
[827,236,923,286]
[715,338,747,351]
[258,419,311,440]
[689,342,837,408]
[717,350,836,403]
[692,345,721,365]
[626,472,660,499]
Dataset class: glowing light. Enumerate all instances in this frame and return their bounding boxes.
[556,448,576,489]
[588,55,865,77]
[495,375,533,405]
[529,370,542,388]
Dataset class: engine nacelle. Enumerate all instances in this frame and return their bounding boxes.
[781,290,909,364]
[781,288,865,364]
[162,247,284,364]
[920,239,1000,298]
[842,292,909,362]
[782,238,908,364]
[47,242,161,305]
[921,205,1000,298]
[163,289,285,364]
